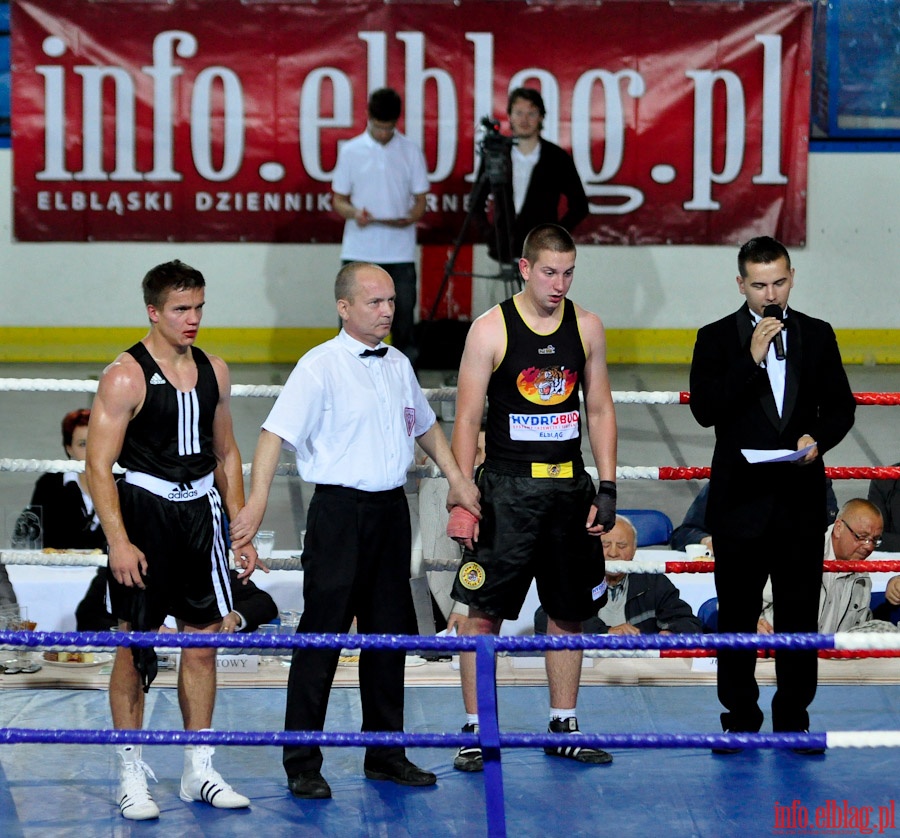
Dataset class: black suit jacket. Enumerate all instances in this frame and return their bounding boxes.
[689,303,855,539]
[479,138,588,261]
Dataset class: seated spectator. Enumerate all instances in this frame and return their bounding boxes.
[759,499,898,634]
[76,567,277,634]
[6,408,105,610]
[670,481,839,557]
[669,485,714,555]
[536,515,701,636]
[867,465,900,552]
[15,408,105,551]
[875,576,900,621]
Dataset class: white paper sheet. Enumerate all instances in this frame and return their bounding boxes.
[741,444,816,464]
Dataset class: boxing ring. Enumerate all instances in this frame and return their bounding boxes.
[2,378,900,837]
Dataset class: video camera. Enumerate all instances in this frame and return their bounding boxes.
[477,116,516,184]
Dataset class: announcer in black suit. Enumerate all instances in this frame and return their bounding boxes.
[689,236,856,748]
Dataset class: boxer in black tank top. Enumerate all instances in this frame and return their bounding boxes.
[447,225,618,772]
[86,260,255,818]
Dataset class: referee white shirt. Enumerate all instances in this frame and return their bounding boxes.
[262,329,436,492]
[331,130,429,264]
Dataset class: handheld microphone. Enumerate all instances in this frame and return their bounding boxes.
[762,304,786,361]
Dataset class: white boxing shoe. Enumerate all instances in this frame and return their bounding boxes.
[117,745,160,821]
[180,742,250,809]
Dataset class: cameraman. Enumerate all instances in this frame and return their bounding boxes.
[478,87,588,262]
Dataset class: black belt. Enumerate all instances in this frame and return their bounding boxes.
[314,484,404,500]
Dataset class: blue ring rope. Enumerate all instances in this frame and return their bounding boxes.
[0,629,841,651]
[0,628,857,837]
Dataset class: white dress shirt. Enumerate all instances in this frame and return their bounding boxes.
[262,330,436,491]
[750,307,789,417]
[511,143,541,215]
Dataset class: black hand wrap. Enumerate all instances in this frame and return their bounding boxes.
[592,480,617,532]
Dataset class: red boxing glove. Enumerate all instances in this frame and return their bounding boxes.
[447,506,478,542]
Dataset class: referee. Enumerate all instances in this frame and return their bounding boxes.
[230,262,480,800]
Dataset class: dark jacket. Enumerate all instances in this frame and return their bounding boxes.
[535,574,701,635]
[689,304,856,539]
[868,464,900,552]
[670,481,839,552]
[479,138,588,261]
[19,472,106,550]
[76,568,277,633]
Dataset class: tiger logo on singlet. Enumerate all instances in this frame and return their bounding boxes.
[516,365,578,406]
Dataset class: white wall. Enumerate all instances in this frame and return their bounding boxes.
[1,150,897,332]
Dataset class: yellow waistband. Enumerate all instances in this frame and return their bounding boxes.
[530,461,574,478]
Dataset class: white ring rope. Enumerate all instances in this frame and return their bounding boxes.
[833,632,900,651]
[0,552,884,583]
[0,550,108,567]
[0,458,651,481]
[2,378,686,404]
[605,560,668,574]
[0,378,100,394]
[826,731,900,748]
[0,549,305,571]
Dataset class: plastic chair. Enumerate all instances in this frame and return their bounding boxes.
[697,597,719,632]
[618,508,674,547]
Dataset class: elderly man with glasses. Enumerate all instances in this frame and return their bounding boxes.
[759,498,898,635]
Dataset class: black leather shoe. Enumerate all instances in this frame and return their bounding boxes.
[790,731,826,756]
[364,756,437,787]
[711,730,745,755]
[288,770,332,799]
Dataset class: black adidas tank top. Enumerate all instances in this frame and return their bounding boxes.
[118,342,219,482]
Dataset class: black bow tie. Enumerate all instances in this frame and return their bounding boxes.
[360,347,388,358]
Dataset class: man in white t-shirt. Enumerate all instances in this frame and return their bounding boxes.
[332,88,429,366]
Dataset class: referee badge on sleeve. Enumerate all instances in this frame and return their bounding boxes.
[459,561,486,590]
[404,407,415,436]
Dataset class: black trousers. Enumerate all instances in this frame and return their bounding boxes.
[283,484,416,777]
[713,528,823,733]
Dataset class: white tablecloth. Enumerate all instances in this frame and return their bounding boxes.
[6,551,304,633]
[6,548,895,635]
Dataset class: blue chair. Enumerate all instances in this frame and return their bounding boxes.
[697,597,719,632]
[618,508,674,547]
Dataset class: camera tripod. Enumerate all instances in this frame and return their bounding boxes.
[426,134,520,321]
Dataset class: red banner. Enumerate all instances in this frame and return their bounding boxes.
[11,0,811,244]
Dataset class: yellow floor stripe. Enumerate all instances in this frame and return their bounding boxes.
[0,327,897,365]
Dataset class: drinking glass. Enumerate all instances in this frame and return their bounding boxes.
[257,623,279,664]
[278,610,300,665]
[254,530,275,560]
[1,606,39,674]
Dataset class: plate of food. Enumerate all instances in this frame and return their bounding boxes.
[42,651,112,668]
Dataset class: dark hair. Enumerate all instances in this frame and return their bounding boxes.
[507,87,546,119]
[62,408,91,450]
[142,259,206,308]
[737,236,791,278]
[522,224,575,264]
[367,88,402,122]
